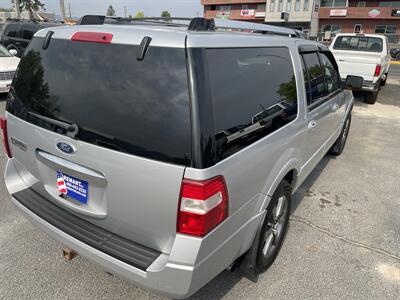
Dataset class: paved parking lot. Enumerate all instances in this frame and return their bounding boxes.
[0,73,399,299]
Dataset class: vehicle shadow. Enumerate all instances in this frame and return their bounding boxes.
[188,155,332,299]
[352,84,400,108]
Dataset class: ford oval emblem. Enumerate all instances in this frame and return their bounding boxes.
[56,142,75,154]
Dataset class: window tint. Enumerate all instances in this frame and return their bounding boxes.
[302,52,325,105]
[333,36,383,52]
[319,52,340,94]
[5,24,19,38]
[206,47,297,161]
[7,38,192,166]
[22,28,34,40]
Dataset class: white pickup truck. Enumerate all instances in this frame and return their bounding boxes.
[330,33,391,104]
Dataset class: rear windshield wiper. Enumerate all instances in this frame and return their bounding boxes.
[28,112,79,139]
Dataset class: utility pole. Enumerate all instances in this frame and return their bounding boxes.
[15,0,21,19]
[68,3,72,19]
[124,6,127,18]
[59,0,66,20]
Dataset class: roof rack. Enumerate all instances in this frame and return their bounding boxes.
[77,15,301,38]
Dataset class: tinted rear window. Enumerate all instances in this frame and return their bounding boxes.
[7,37,192,166]
[207,47,297,161]
[333,36,383,52]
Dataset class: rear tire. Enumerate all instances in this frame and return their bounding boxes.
[330,113,351,156]
[380,73,388,86]
[364,91,378,104]
[256,180,291,272]
[396,53,400,61]
[6,45,20,57]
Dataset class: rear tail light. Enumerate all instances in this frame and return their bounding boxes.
[178,176,228,237]
[374,64,382,77]
[0,116,12,158]
[71,32,113,44]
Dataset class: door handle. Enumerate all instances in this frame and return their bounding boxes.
[308,120,317,130]
[338,58,345,61]
[332,103,339,112]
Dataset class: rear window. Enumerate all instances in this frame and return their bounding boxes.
[333,36,383,52]
[207,47,297,161]
[7,37,192,166]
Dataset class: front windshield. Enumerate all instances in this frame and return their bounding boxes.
[0,45,12,57]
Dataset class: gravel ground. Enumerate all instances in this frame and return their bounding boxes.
[0,81,399,299]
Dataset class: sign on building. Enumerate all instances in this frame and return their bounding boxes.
[330,9,347,17]
[241,9,255,18]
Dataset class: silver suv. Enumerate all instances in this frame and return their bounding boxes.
[1,17,362,298]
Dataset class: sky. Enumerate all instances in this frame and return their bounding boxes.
[0,0,204,18]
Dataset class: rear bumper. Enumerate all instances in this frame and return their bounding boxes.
[6,159,264,298]
[342,78,379,92]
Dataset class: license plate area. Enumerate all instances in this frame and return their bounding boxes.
[57,170,88,204]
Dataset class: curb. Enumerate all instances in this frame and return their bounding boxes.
[390,61,400,65]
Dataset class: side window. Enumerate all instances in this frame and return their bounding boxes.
[319,52,340,94]
[302,52,325,105]
[22,25,35,40]
[5,24,19,38]
[206,47,298,161]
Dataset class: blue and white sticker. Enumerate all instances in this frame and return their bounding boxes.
[56,171,88,204]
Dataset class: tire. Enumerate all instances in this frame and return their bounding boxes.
[364,90,379,104]
[380,73,388,86]
[396,53,400,61]
[6,45,20,57]
[330,113,352,156]
[256,180,291,272]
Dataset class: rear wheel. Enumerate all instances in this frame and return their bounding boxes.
[364,90,379,104]
[380,73,388,86]
[6,45,20,57]
[396,53,400,61]
[330,113,351,156]
[256,180,291,272]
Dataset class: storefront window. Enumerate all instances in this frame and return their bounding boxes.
[320,0,348,7]
[375,25,397,34]
[379,1,400,7]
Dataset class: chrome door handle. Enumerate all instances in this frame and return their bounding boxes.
[332,103,339,112]
[308,120,317,130]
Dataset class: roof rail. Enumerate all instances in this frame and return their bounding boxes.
[208,19,298,37]
[77,15,301,38]
[77,15,190,27]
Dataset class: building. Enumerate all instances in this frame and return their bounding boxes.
[202,0,319,36]
[202,0,267,23]
[318,0,400,42]
[264,0,319,35]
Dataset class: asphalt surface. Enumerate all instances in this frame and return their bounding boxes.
[0,80,399,299]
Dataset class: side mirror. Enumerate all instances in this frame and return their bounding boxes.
[344,75,363,90]
[9,49,18,56]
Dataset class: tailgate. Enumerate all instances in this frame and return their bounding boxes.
[5,30,191,254]
[333,50,380,82]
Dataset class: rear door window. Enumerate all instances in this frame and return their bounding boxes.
[206,47,298,161]
[318,52,341,94]
[302,52,326,106]
[7,37,192,166]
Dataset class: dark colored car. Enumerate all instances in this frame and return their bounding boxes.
[390,47,400,60]
[0,20,60,57]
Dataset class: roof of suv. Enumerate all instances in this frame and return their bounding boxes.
[34,16,318,49]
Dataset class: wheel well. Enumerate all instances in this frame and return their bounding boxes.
[283,169,296,188]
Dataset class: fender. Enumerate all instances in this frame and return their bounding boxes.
[259,156,300,212]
